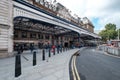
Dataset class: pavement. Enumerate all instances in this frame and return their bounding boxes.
[0,48,79,80]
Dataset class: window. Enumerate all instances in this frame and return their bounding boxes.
[45,35,49,40]
[21,32,27,38]
[38,34,43,39]
[30,33,36,38]
[14,31,18,38]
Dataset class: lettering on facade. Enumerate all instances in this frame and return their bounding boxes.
[35,0,57,11]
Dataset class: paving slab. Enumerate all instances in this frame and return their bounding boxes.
[0,49,79,80]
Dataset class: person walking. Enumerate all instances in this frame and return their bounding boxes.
[30,44,34,53]
[52,45,56,55]
[17,44,24,54]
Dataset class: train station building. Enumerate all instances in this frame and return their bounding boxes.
[0,0,99,58]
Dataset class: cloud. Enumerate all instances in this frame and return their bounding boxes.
[56,0,120,30]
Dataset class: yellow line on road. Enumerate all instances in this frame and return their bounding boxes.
[71,55,81,80]
[74,56,81,80]
[71,56,76,80]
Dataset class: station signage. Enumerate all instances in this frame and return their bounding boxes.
[35,0,57,11]
[45,2,49,8]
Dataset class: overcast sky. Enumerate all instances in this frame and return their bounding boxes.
[49,0,120,33]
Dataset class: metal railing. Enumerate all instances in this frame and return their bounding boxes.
[98,45,120,56]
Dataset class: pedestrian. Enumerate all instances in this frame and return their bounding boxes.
[57,44,60,53]
[52,45,56,53]
[30,44,34,53]
[21,44,24,53]
[60,44,62,52]
[17,44,24,54]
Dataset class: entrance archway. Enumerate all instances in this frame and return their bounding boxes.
[13,16,80,51]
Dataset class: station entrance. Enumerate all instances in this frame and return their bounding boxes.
[13,17,81,51]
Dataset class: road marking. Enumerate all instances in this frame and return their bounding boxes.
[22,55,29,61]
[97,48,120,59]
[71,55,81,80]
[71,56,76,80]
[104,52,120,59]
[74,56,81,80]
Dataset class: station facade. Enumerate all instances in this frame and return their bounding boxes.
[0,0,13,57]
[0,0,96,58]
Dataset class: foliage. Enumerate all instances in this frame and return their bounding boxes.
[105,23,116,30]
[99,23,117,41]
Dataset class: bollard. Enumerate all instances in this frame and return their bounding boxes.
[15,54,21,77]
[49,48,51,57]
[42,49,45,60]
[33,51,36,66]
[57,48,59,54]
[55,49,56,54]
[53,48,55,55]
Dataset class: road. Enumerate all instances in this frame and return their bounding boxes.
[76,47,120,80]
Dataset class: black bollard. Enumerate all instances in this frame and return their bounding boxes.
[55,48,56,54]
[42,49,45,60]
[15,54,21,77]
[49,48,51,57]
[53,48,55,55]
[57,48,59,54]
[33,51,36,66]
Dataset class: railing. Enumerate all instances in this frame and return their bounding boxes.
[98,45,120,56]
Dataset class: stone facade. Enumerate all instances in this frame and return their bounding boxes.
[0,0,95,58]
[0,0,13,58]
[82,17,94,32]
[56,3,72,21]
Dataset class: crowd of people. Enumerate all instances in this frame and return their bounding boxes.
[15,43,64,54]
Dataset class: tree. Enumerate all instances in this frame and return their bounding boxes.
[99,30,108,41]
[99,23,117,41]
[105,23,116,30]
